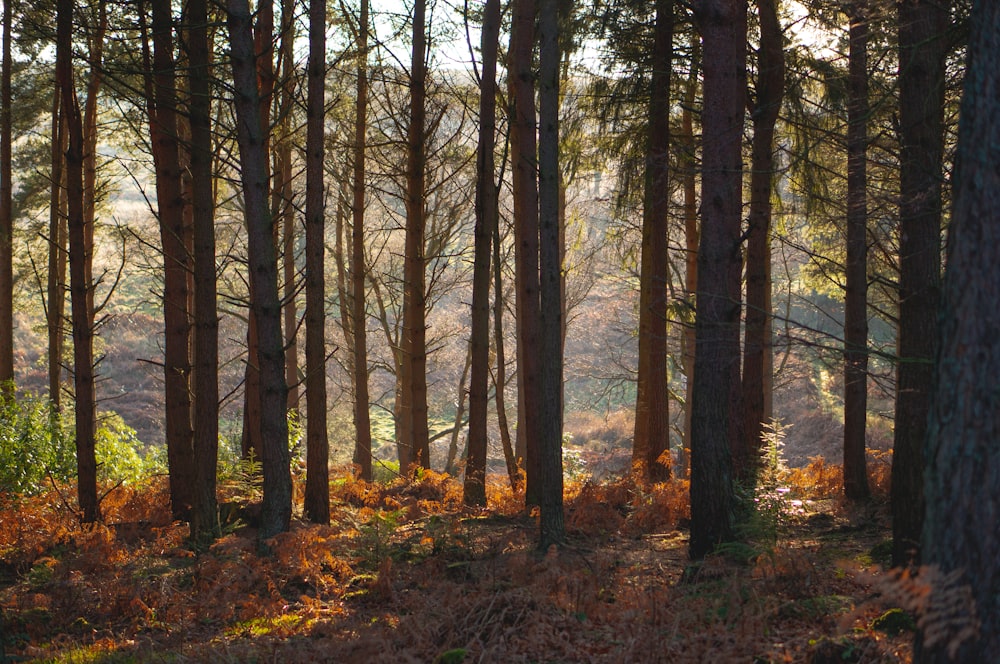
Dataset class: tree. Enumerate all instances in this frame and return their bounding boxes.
[632,0,672,484]
[276,0,298,417]
[143,0,195,519]
[842,1,870,501]
[227,0,292,539]
[0,0,12,392]
[689,0,746,560]
[892,0,948,567]
[464,0,501,507]
[919,2,1000,658]
[351,0,373,481]
[400,0,430,470]
[46,87,67,413]
[739,0,783,480]
[537,0,565,549]
[187,0,222,544]
[57,0,99,523]
[303,0,330,525]
[509,0,543,506]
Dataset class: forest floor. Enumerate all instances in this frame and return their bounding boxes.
[0,459,921,663]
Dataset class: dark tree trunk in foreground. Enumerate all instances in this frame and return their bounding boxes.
[892,0,948,567]
[47,89,67,412]
[351,0,373,481]
[464,0,500,507]
[919,3,1000,659]
[401,0,430,471]
[509,0,542,506]
[537,0,564,550]
[228,0,292,539]
[146,0,196,519]
[632,0,672,484]
[689,0,746,560]
[57,0,99,523]
[680,35,700,479]
[740,0,783,481]
[843,2,870,501]
[303,0,330,525]
[188,0,221,545]
[0,0,12,391]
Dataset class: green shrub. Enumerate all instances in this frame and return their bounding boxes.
[0,391,75,495]
[95,412,162,485]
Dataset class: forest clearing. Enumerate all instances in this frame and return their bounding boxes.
[1,461,927,663]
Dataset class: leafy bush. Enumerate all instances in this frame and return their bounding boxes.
[0,388,161,495]
[0,391,74,495]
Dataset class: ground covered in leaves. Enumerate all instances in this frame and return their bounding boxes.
[0,458,922,663]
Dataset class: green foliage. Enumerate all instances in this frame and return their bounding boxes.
[0,391,74,495]
[356,509,404,569]
[372,459,401,484]
[736,421,793,548]
[0,389,160,495]
[870,608,916,636]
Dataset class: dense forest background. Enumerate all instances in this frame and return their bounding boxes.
[1,0,998,660]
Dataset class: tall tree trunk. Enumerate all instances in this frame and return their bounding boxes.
[689,0,746,560]
[493,200,518,490]
[464,0,500,507]
[680,35,700,480]
[227,0,292,539]
[188,0,221,545]
[402,0,430,470]
[632,0,672,484]
[920,5,1000,659]
[447,343,471,477]
[537,0,564,550]
[0,0,12,392]
[509,0,542,506]
[892,0,948,567]
[303,0,330,525]
[276,0,298,416]
[144,0,196,519]
[47,89,67,412]
[57,0,99,523]
[740,0,784,482]
[351,0,373,481]
[843,2,870,501]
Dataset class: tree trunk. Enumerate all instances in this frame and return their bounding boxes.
[740,0,783,482]
[632,0,672,485]
[57,0,99,523]
[82,0,105,321]
[919,4,1000,658]
[680,35,700,480]
[227,0,292,539]
[892,0,948,567]
[464,0,500,507]
[843,2,870,501]
[493,196,519,491]
[509,0,542,507]
[276,0,298,416]
[188,0,221,545]
[47,89,67,413]
[447,343,471,477]
[537,0,564,550]
[144,0,196,520]
[351,0,373,481]
[0,0,12,391]
[689,0,746,560]
[402,0,430,471]
[303,0,330,525]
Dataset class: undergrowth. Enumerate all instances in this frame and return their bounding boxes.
[0,461,918,662]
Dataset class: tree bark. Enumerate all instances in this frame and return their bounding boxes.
[632,0,672,484]
[303,0,330,525]
[493,194,518,491]
[276,0,298,416]
[464,0,500,507]
[537,0,564,550]
[843,2,870,501]
[919,3,1000,658]
[57,0,99,523]
[47,89,67,413]
[689,0,746,560]
[740,0,783,482]
[509,0,542,507]
[351,0,373,481]
[0,0,12,392]
[892,0,948,567]
[401,0,430,471]
[227,0,292,539]
[144,0,196,520]
[187,0,221,545]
